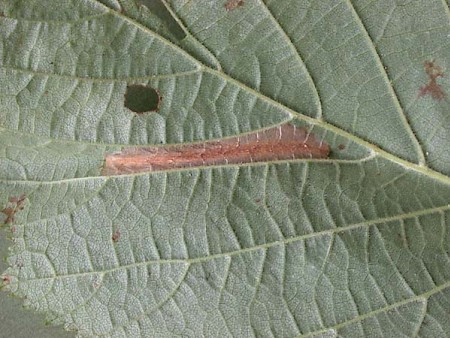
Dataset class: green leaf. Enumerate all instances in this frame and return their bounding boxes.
[0,232,75,338]
[1,0,449,337]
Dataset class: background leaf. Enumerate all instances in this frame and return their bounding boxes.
[0,0,449,337]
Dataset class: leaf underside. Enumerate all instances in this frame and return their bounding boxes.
[0,0,449,337]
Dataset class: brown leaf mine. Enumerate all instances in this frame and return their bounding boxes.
[103,124,330,175]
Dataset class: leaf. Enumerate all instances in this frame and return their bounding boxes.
[1,0,449,337]
[0,232,76,338]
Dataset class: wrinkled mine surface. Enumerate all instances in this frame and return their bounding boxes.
[103,124,330,175]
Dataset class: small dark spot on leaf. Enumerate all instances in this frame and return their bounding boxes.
[225,0,244,11]
[92,275,102,289]
[1,275,11,285]
[419,60,445,101]
[14,259,23,269]
[112,229,121,242]
[205,272,212,281]
[338,144,345,150]
[125,84,161,113]
[255,199,261,203]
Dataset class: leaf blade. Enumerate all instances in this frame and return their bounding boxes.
[1,0,450,337]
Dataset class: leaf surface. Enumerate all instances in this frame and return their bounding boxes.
[0,0,449,337]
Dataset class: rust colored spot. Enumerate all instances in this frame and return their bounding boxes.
[225,0,244,11]
[2,194,26,224]
[255,199,261,203]
[338,144,345,150]
[112,229,121,242]
[2,208,14,222]
[125,85,161,114]
[419,60,445,100]
[102,124,330,175]
[1,275,11,285]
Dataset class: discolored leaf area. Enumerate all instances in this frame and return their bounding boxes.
[0,0,449,337]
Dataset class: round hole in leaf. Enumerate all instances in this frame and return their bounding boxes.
[124,85,161,113]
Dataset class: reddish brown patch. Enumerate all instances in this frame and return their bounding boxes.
[225,0,244,11]
[1,194,26,224]
[338,144,345,150]
[112,229,121,242]
[255,199,261,203]
[419,60,445,100]
[1,275,11,285]
[102,124,330,175]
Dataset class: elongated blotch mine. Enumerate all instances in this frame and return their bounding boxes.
[102,124,330,175]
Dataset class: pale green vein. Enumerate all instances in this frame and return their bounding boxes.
[0,155,375,185]
[298,283,450,337]
[161,0,223,71]
[346,0,426,165]
[0,65,202,83]
[260,0,323,118]
[102,263,191,337]
[21,204,450,282]
[1,12,109,25]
